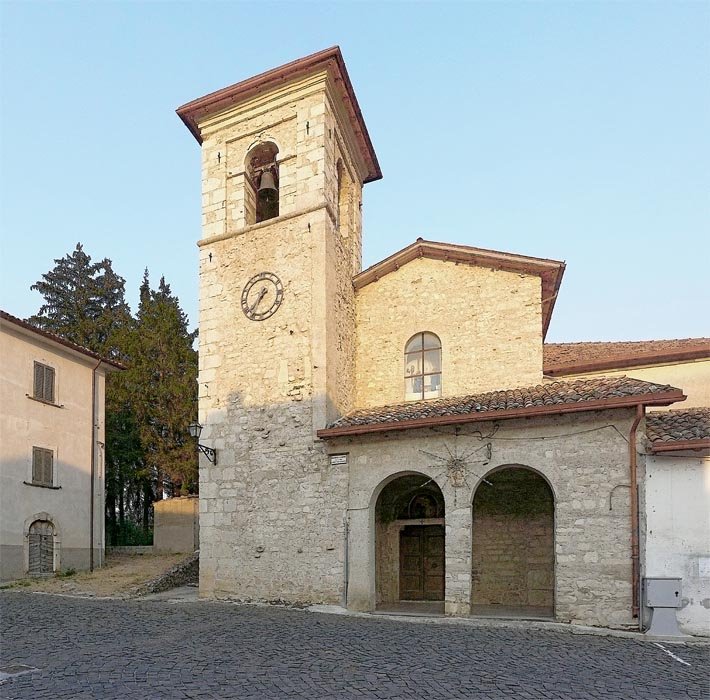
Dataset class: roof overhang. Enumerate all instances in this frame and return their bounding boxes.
[353,239,565,339]
[545,348,710,377]
[176,46,381,184]
[650,439,710,453]
[0,310,125,370]
[318,390,684,440]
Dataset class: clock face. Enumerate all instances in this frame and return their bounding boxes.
[241,272,284,321]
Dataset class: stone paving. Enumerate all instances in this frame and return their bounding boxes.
[0,592,707,699]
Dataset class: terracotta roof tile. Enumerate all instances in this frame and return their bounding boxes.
[319,377,683,438]
[646,409,710,449]
[544,338,710,376]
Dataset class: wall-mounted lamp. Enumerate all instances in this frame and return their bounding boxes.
[188,422,217,465]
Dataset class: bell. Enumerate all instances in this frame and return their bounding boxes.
[258,169,277,192]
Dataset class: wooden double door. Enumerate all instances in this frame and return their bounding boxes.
[399,525,445,601]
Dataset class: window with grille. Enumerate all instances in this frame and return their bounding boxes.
[32,447,54,486]
[404,332,442,401]
[33,362,55,403]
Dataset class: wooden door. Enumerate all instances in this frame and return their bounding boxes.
[399,525,444,601]
[28,520,54,575]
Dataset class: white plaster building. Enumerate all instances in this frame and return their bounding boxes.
[177,47,706,631]
[0,310,122,580]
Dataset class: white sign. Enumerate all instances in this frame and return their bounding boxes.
[329,454,348,466]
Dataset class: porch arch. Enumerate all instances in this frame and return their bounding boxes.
[373,471,446,610]
[471,465,555,617]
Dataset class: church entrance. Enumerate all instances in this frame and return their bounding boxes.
[399,524,445,600]
[375,473,445,613]
[471,466,554,619]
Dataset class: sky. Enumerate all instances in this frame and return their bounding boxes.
[1,1,708,343]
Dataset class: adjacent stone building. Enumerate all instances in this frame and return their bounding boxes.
[178,47,698,630]
[0,310,122,580]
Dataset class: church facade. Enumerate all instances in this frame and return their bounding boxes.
[178,47,687,629]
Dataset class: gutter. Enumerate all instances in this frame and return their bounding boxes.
[90,358,101,572]
[629,404,644,622]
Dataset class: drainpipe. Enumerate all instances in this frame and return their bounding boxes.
[90,359,102,572]
[629,403,644,621]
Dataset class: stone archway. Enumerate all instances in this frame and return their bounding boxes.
[471,466,555,618]
[374,473,445,612]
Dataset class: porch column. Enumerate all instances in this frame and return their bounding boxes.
[346,505,374,611]
[445,503,472,615]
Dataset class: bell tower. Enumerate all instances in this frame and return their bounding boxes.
[177,48,381,602]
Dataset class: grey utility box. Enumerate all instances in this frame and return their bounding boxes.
[644,577,685,637]
[645,577,681,608]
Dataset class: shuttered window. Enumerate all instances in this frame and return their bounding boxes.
[32,447,53,486]
[33,362,55,403]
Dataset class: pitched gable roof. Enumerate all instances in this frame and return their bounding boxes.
[177,46,381,184]
[353,239,566,339]
[318,376,683,438]
[544,338,710,376]
[646,408,710,452]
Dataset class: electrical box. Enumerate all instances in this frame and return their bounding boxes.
[644,577,682,608]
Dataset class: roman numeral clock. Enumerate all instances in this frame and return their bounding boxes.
[241,271,284,321]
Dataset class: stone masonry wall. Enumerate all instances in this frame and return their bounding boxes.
[354,258,543,408]
[195,72,367,605]
[338,408,640,629]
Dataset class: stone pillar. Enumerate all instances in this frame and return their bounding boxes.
[346,506,374,611]
[445,502,472,616]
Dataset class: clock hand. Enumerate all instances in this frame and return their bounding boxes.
[249,286,268,313]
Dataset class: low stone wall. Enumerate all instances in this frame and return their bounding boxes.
[132,552,199,597]
[107,546,154,555]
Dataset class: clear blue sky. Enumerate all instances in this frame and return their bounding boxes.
[1,1,708,342]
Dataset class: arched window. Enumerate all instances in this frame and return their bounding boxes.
[245,142,279,224]
[404,332,442,401]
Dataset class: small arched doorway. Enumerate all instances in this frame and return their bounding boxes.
[28,519,55,576]
[375,473,445,612]
[471,466,554,618]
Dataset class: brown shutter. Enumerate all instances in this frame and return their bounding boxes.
[44,366,55,403]
[33,362,44,399]
[32,447,53,486]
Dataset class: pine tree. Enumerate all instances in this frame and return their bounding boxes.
[29,243,131,356]
[121,271,199,498]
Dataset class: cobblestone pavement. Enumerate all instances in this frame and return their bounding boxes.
[0,592,707,699]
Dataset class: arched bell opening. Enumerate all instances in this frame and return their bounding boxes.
[374,473,445,613]
[245,142,279,224]
[471,466,555,619]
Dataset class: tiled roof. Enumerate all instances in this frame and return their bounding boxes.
[318,377,684,438]
[0,310,125,370]
[544,338,710,376]
[646,409,710,452]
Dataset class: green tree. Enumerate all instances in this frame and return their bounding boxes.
[121,271,199,500]
[28,246,199,544]
[29,243,131,356]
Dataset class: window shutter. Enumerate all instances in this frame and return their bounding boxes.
[44,366,55,403]
[33,363,44,399]
[44,450,53,486]
[32,447,53,486]
[32,363,55,402]
[32,447,40,483]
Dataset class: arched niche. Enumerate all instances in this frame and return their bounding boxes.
[374,472,445,607]
[471,465,555,617]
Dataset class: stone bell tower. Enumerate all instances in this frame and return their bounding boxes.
[177,47,381,603]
